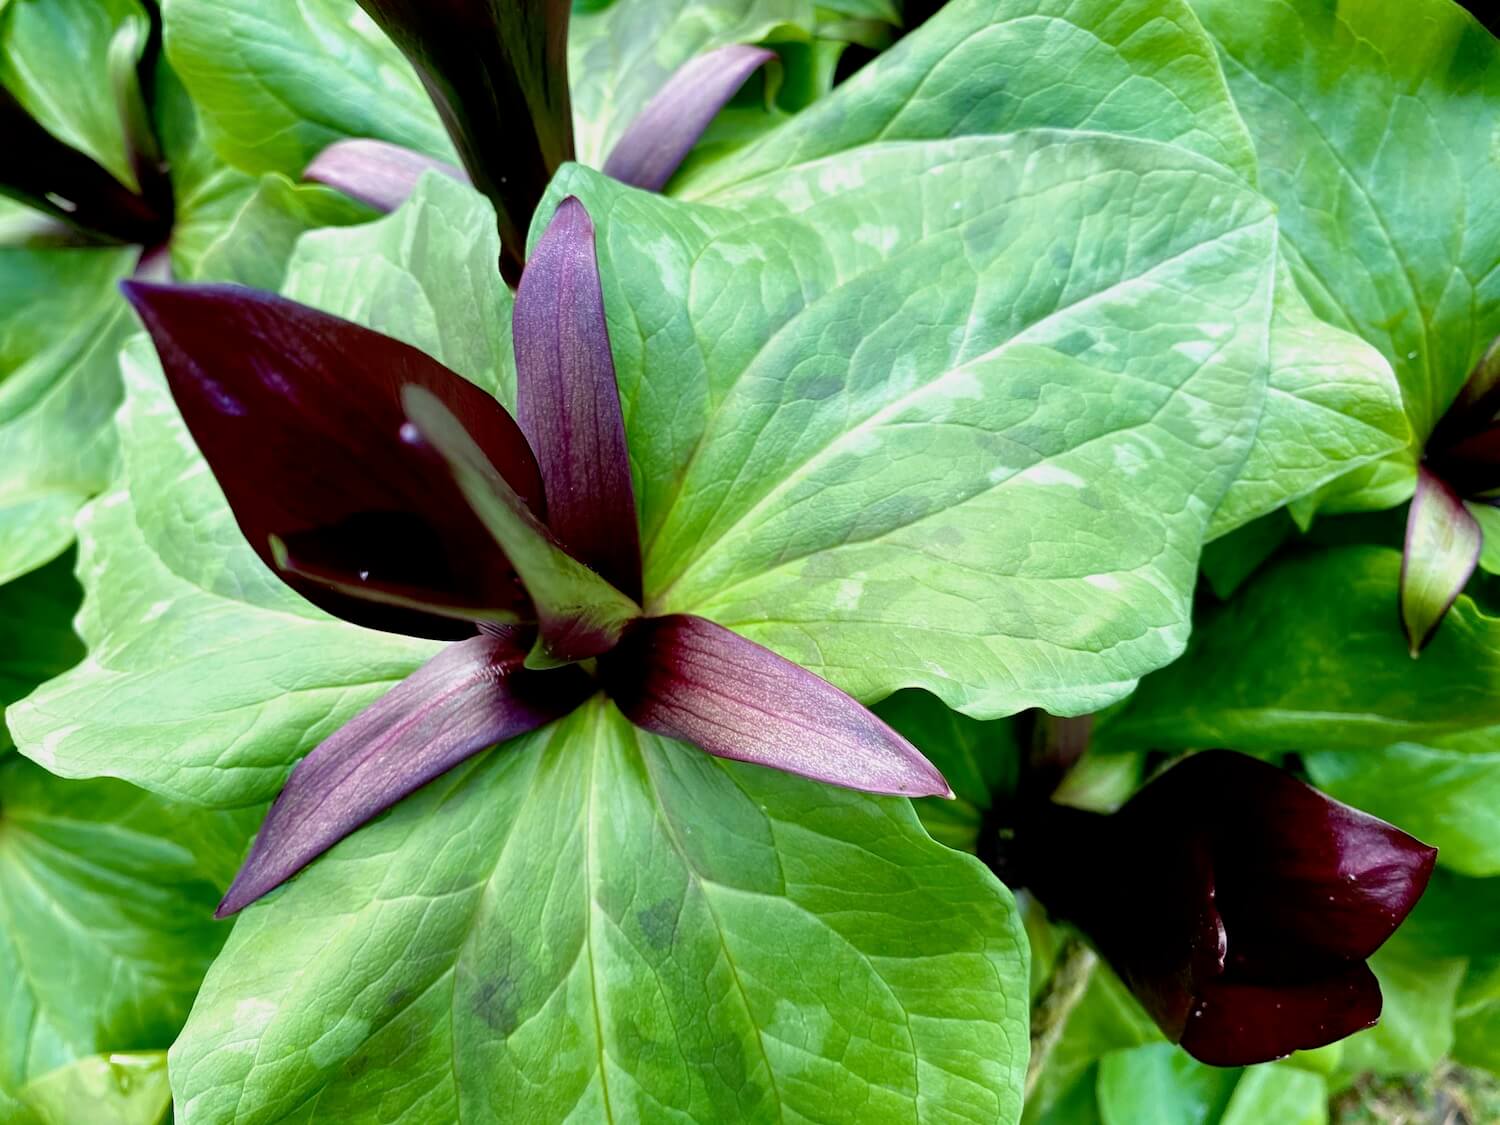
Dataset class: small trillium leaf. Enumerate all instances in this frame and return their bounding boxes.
[403,385,642,665]
[355,0,574,279]
[515,196,642,599]
[1181,964,1383,1069]
[1401,467,1482,656]
[0,84,164,245]
[217,633,591,917]
[599,613,952,798]
[303,138,469,213]
[121,281,545,640]
[602,44,777,192]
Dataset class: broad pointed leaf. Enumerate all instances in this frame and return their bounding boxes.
[1188,0,1500,494]
[0,551,83,753]
[161,0,455,177]
[355,0,574,278]
[170,701,1029,1124]
[303,138,467,213]
[0,756,251,1093]
[1099,546,1500,754]
[515,196,641,599]
[403,385,642,665]
[217,632,590,916]
[602,44,776,192]
[601,613,951,797]
[13,1053,172,1125]
[122,280,545,639]
[1400,466,1482,655]
[548,135,1276,717]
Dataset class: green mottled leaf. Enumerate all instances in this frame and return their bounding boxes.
[1473,501,1500,575]
[548,133,1275,718]
[17,1052,170,1125]
[171,700,1028,1124]
[1306,727,1500,878]
[569,0,814,166]
[1339,929,1466,1076]
[0,244,136,583]
[161,0,454,178]
[0,757,243,1090]
[1218,1067,1326,1125]
[0,552,82,754]
[0,0,147,188]
[1190,0,1500,500]
[1099,546,1500,753]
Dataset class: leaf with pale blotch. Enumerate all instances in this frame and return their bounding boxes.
[15,1053,171,1125]
[548,136,1275,717]
[1099,546,1500,754]
[170,701,1029,1125]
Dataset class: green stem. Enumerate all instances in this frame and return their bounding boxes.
[1025,936,1098,1101]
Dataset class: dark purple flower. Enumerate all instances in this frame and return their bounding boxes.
[124,195,951,918]
[1401,336,1499,653]
[1016,751,1436,1066]
[314,3,774,273]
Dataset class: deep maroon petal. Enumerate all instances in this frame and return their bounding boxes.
[1,83,167,245]
[599,614,951,797]
[1178,962,1382,1067]
[602,45,777,192]
[1125,752,1437,968]
[403,385,641,664]
[303,138,469,212]
[217,633,590,916]
[354,0,573,281]
[515,197,641,599]
[121,281,545,639]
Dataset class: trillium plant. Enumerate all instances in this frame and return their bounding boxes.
[2,1,1499,1123]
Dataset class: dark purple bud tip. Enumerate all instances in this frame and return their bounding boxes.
[1019,750,1435,1066]
[121,281,545,640]
[600,614,953,798]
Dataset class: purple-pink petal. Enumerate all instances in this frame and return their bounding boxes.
[217,632,591,916]
[515,197,642,599]
[602,44,777,192]
[600,614,952,798]
[121,282,545,639]
[303,138,470,213]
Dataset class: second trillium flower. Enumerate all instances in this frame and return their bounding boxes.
[123,196,950,918]
[1016,750,1436,1066]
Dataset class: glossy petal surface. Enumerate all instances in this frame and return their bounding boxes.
[218,632,590,916]
[122,281,544,638]
[515,197,641,598]
[602,614,951,797]
[602,44,775,192]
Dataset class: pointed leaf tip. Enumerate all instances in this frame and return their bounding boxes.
[603,44,777,192]
[403,385,642,664]
[515,196,642,600]
[217,633,591,916]
[122,282,545,639]
[600,614,952,798]
[1401,467,1482,655]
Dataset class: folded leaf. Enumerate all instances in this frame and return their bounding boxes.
[601,613,951,797]
[122,281,545,639]
[603,44,775,192]
[1401,467,1482,655]
[515,197,641,598]
[303,138,468,213]
[404,385,642,665]
[355,0,573,278]
[217,632,589,916]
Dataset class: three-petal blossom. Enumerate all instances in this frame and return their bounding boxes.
[124,195,951,917]
[1015,750,1436,1066]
